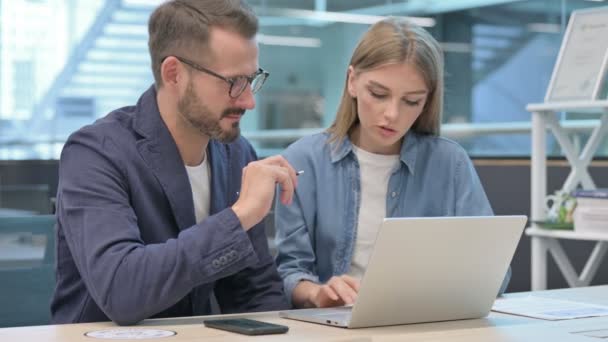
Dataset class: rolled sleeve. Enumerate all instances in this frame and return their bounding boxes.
[283,272,319,308]
[274,184,319,307]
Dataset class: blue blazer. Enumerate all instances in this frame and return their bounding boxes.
[51,86,287,325]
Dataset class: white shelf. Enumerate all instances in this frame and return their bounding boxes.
[526,228,608,242]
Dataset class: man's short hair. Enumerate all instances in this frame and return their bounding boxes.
[148,0,258,87]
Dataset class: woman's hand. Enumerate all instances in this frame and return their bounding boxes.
[293,275,360,308]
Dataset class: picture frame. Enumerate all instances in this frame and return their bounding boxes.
[545,6,608,103]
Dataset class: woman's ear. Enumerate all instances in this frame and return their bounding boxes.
[346,66,357,98]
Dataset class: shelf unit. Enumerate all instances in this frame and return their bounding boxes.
[527,100,608,290]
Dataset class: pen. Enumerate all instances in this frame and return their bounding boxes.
[236,170,304,196]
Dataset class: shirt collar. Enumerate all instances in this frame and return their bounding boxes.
[328,131,419,175]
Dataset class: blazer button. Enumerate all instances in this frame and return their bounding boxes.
[229,250,237,258]
[219,255,228,265]
[212,259,220,268]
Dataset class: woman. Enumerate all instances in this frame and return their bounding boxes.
[274,17,509,309]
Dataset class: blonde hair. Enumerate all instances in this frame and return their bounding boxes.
[327,17,444,142]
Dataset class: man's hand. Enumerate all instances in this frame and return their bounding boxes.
[231,155,298,230]
[293,275,361,308]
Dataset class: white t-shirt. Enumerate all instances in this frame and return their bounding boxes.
[348,145,400,280]
[185,156,211,224]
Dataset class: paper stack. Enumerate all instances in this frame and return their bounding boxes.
[572,189,608,233]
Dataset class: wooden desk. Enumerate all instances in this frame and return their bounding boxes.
[2,286,608,341]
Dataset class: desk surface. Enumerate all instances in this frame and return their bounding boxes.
[2,286,608,341]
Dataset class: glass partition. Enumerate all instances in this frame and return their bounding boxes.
[1,0,607,158]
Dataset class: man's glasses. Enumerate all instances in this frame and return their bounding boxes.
[167,56,269,98]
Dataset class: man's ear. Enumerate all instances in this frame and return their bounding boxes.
[346,65,357,98]
[161,56,181,86]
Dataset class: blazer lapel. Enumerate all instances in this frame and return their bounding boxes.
[133,86,196,231]
[207,140,229,215]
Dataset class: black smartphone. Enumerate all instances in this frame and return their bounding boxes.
[203,318,289,336]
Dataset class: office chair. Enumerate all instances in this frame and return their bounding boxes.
[0,215,56,327]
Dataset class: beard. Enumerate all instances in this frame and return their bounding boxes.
[177,80,245,143]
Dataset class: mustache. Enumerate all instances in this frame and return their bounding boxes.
[221,108,246,118]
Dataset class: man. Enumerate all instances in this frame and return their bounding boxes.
[51,0,296,325]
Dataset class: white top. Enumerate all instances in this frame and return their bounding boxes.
[185,156,211,224]
[348,145,400,280]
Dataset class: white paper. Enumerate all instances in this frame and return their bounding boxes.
[491,296,608,320]
[84,329,176,339]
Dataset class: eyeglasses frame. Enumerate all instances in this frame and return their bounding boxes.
[163,55,269,98]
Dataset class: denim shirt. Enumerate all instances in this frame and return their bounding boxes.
[274,131,510,307]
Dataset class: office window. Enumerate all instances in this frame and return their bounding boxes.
[13,60,35,116]
[0,0,607,159]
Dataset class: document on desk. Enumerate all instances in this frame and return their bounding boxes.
[492,296,608,320]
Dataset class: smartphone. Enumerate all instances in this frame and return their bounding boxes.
[203,318,289,336]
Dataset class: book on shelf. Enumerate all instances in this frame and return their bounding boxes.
[572,189,608,233]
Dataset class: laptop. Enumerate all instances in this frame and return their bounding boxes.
[279,215,527,328]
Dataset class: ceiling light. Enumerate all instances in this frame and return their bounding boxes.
[258,34,322,48]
